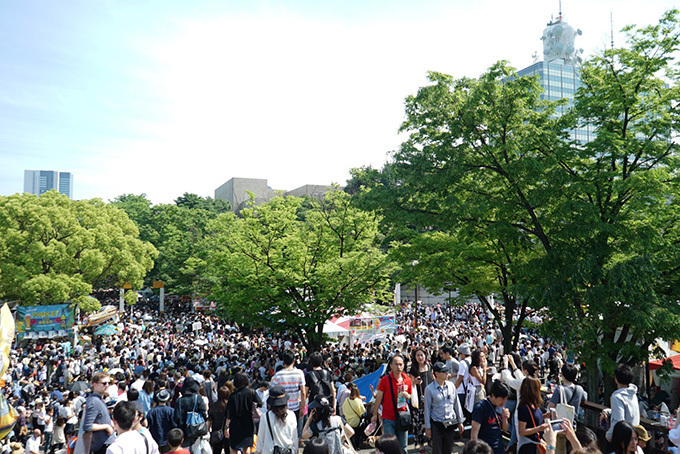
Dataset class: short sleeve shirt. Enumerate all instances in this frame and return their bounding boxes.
[376,372,412,422]
[472,399,505,454]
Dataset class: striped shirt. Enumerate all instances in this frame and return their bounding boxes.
[271,367,305,411]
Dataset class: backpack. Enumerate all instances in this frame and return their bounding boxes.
[308,369,332,400]
[311,418,344,454]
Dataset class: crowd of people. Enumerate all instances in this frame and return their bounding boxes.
[0,296,669,454]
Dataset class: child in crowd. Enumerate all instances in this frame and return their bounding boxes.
[167,429,191,454]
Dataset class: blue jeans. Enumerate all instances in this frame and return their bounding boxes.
[383,418,408,454]
[506,399,518,446]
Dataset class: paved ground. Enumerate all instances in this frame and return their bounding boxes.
[355,438,468,454]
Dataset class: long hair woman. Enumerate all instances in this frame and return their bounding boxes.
[517,377,549,454]
[342,383,366,448]
[609,421,638,454]
[408,347,433,453]
[469,349,488,404]
[210,384,234,454]
[254,386,298,454]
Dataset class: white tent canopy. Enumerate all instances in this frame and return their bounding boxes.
[323,320,348,334]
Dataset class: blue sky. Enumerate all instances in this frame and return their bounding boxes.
[1,0,677,204]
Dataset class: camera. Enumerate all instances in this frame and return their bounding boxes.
[550,420,563,432]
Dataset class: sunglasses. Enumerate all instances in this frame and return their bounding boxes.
[98,381,111,385]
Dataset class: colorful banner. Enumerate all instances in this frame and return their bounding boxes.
[349,315,396,344]
[16,304,74,339]
[0,304,14,377]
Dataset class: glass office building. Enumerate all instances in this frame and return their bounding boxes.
[24,170,74,198]
[512,13,594,143]
[516,61,594,143]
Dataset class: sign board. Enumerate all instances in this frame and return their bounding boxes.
[349,315,396,344]
[152,281,165,289]
[192,322,202,332]
[16,305,74,340]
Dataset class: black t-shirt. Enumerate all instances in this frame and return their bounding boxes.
[517,404,543,443]
[472,399,505,454]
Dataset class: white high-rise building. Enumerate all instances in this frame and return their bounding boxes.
[24,170,74,198]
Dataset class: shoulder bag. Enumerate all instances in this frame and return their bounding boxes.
[185,395,208,439]
[388,374,411,432]
[267,411,294,454]
[527,404,547,454]
[555,386,575,425]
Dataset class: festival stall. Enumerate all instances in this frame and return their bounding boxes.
[15,304,75,340]
[331,312,396,346]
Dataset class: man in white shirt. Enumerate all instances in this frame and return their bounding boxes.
[25,429,41,454]
[454,343,471,413]
[107,401,149,454]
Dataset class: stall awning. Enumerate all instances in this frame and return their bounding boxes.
[649,354,680,371]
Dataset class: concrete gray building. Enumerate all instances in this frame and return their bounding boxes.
[214,177,335,212]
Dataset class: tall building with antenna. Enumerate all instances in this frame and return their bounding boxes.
[512,8,594,142]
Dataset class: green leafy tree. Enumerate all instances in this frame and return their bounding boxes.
[538,10,680,397]
[112,193,227,296]
[350,63,566,352]
[0,191,157,307]
[351,11,680,398]
[204,190,395,350]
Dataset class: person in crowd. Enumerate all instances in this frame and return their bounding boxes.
[133,405,161,454]
[139,380,155,416]
[25,429,41,454]
[371,354,413,454]
[632,425,650,454]
[226,373,262,454]
[501,354,537,452]
[254,386,298,454]
[517,377,548,454]
[208,385,233,454]
[83,372,116,454]
[341,383,366,448]
[606,365,640,442]
[50,416,66,454]
[107,401,148,454]
[409,347,434,452]
[305,352,336,410]
[455,344,472,413]
[146,389,176,453]
[548,363,586,414]
[424,362,465,454]
[462,439,493,454]
[166,428,191,454]
[303,437,329,454]
[440,346,459,384]
[270,350,306,437]
[375,434,403,454]
[173,376,207,451]
[302,395,354,454]
[608,421,638,454]
[469,350,488,405]
[470,380,511,454]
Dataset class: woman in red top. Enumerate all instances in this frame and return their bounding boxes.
[371,354,413,454]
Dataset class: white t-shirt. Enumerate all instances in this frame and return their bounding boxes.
[456,359,470,394]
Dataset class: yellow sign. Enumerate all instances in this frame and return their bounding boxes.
[122,282,132,289]
[672,340,680,353]
[152,281,165,289]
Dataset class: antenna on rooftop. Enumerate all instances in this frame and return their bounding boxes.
[610,12,614,48]
[559,0,562,19]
